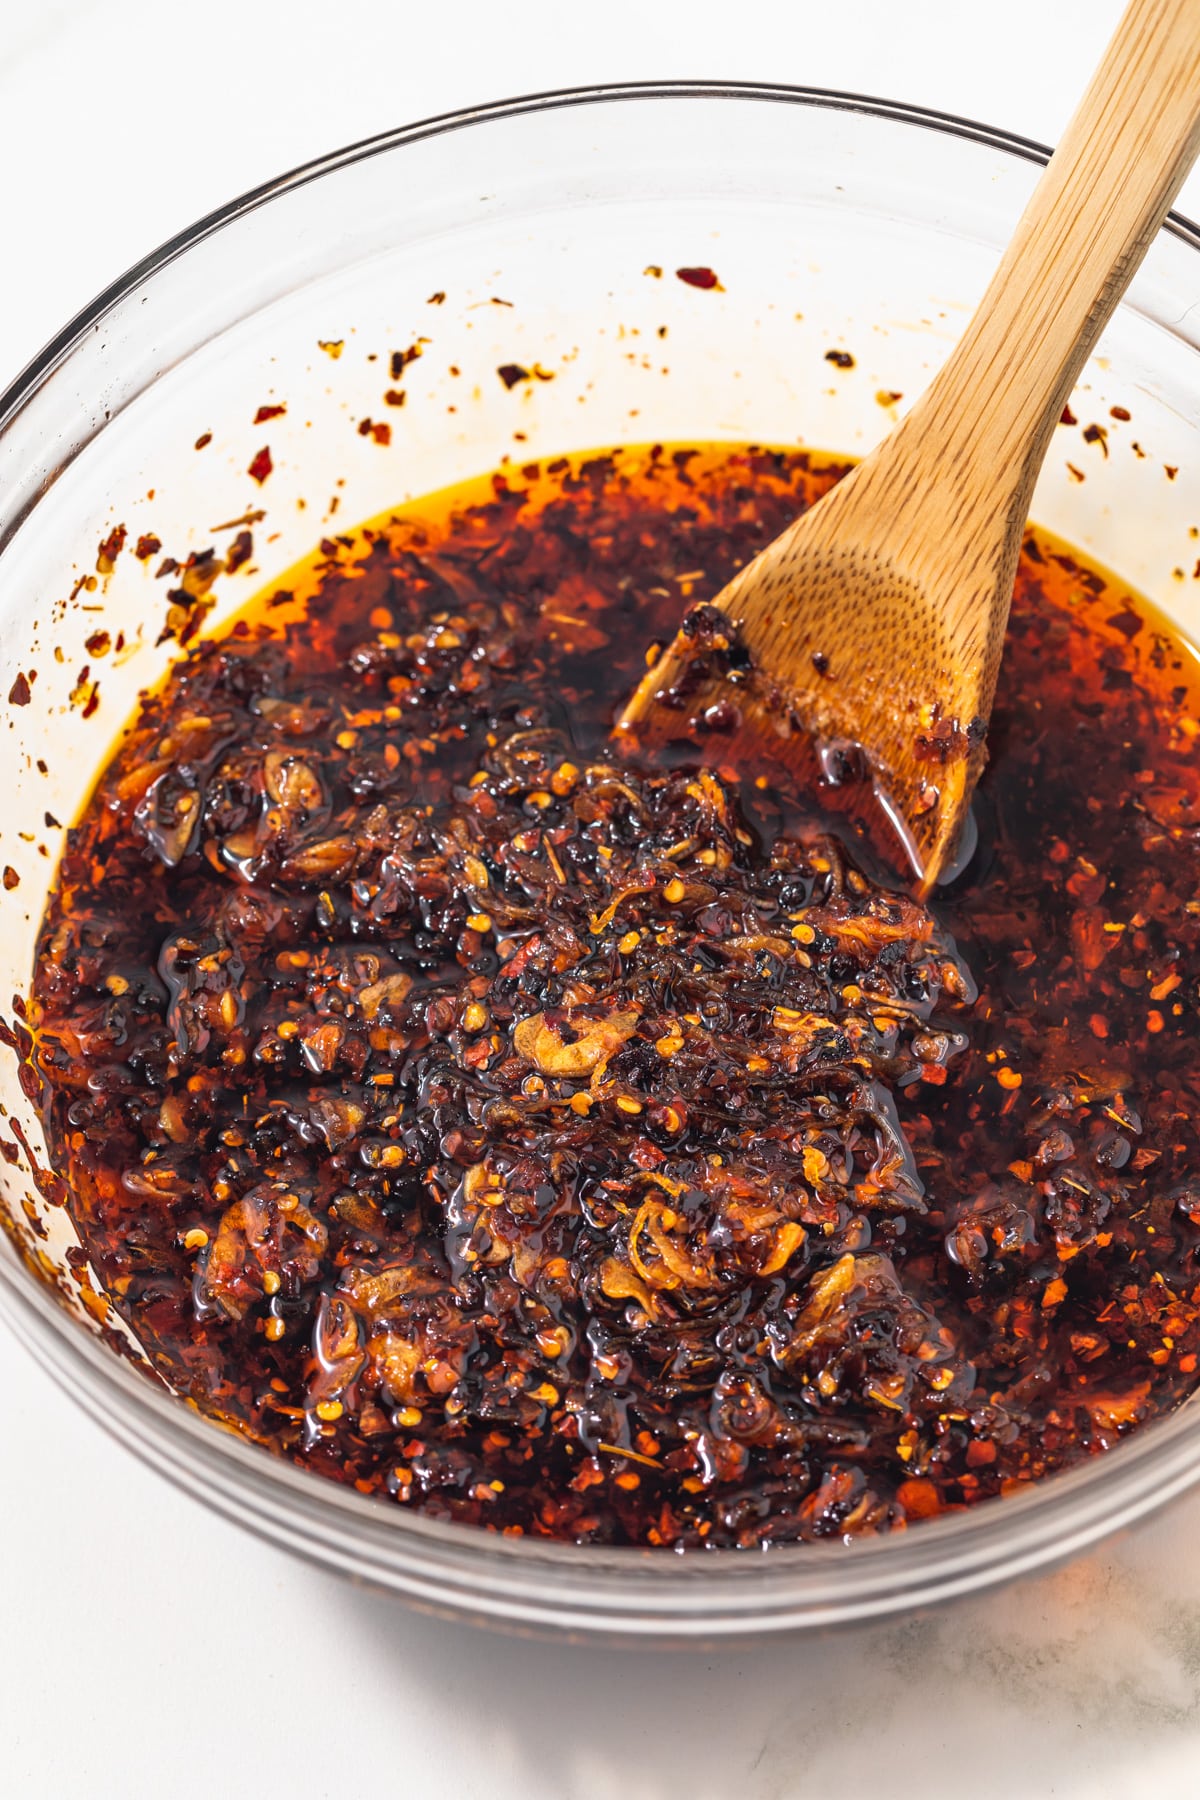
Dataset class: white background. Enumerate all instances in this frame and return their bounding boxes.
[4,4,1200,1796]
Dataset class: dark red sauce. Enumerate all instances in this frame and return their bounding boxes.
[25,445,1200,1546]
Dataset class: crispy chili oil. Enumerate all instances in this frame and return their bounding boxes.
[25,445,1200,1547]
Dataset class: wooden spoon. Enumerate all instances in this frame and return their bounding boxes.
[617,0,1200,890]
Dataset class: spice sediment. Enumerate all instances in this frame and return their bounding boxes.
[24,444,1200,1547]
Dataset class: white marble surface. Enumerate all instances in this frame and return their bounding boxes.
[5,3,1200,1795]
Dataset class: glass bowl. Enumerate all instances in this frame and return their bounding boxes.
[3,83,1200,1644]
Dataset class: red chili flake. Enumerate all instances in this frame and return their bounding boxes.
[1060,405,1077,426]
[225,530,253,573]
[825,350,855,370]
[134,534,162,561]
[194,432,212,451]
[8,673,31,707]
[383,389,406,407]
[247,446,273,485]
[2,867,18,890]
[897,1479,941,1520]
[390,343,426,380]
[1107,605,1143,641]
[84,631,112,657]
[254,404,287,424]
[357,419,391,447]
[497,363,530,390]
[1110,405,1132,422]
[96,524,126,575]
[1082,423,1109,457]
[675,266,723,291]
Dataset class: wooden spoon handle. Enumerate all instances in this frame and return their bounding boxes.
[900,0,1200,527]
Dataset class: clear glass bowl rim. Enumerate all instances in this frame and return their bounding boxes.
[4,80,1200,1640]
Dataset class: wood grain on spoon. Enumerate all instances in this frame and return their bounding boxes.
[617,0,1200,891]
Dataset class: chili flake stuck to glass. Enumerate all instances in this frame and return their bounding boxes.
[23,445,1200,1547]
